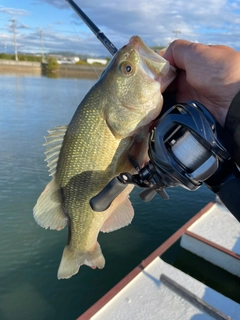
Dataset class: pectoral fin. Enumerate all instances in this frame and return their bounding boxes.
[115,128,150,174]
[101,185,134,233]
[101,129,149,233]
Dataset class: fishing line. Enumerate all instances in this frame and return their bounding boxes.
[69,20,100,79]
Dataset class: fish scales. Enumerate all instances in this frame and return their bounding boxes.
[57,90,126,251]
[33,36,176,279]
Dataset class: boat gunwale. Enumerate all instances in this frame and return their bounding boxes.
[77,201,215,320]
[184,230,240,260]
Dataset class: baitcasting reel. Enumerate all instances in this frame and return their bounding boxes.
[90,101,240,220]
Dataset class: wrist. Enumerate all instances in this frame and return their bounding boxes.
[224,91,240,135]
[224,91,240,165]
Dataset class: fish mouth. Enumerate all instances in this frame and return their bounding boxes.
[128,36,176,88]
[129,36,165,63]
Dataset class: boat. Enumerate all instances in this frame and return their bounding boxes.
[77,198,240,319]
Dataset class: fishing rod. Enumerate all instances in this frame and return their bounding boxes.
[65,0,118,55]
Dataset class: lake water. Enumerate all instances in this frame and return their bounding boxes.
[0,74,213,320]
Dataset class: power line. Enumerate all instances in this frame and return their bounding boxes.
[173,30,181,39]
[40,28,44,62]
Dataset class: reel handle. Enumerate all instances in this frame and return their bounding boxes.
[90,177,127,212]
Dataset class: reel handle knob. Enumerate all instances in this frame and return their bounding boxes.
[90,177,127,212]
[140,189,157,202]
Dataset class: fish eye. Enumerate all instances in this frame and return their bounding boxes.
[121,62,134,75]
[125,65,132,73]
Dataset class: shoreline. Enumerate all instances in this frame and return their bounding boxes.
[0,59,105,79]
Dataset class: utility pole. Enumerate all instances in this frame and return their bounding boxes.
[173,30,181,39]
[40,28,44,62]
[12,19,18,61]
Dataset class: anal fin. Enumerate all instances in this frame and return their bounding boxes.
[33,178,68,231]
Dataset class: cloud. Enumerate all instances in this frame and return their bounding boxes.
[1,0,239,56]
[18,23,31,30]
[57,0,240,51]
[0,6,29,16]
[32,0,68,9]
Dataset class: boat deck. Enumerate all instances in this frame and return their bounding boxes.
[181,199,240,277]
[78,200,240,320]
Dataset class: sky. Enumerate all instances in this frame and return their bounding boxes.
[0,0,240,57]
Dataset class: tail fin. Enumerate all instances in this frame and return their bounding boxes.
[57,243,105,279]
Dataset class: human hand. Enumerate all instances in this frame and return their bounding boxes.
[163,40,240,126]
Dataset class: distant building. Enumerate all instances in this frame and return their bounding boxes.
[87,58,107,65]
[48,55,80,64]
[57,56,80,64]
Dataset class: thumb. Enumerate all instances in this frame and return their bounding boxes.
[163,39,197,70]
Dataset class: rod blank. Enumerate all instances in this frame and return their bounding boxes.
[65,0,118,55]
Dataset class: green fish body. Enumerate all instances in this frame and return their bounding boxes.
[33,36,176,279]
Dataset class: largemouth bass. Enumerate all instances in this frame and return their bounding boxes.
[33,36,176,279]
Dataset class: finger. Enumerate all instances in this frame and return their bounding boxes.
[163,39,195,70]
[207,44,236,52]
[164,40,236,71]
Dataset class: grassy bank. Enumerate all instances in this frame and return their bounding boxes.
[0,59,105,79]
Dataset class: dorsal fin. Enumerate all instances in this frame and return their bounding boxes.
[43,126,67,177]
